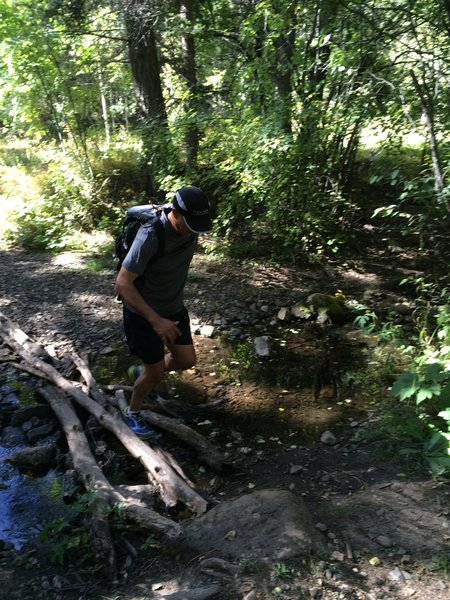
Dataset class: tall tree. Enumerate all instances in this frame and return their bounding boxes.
[180,0,200,175]
[123,0,170,194]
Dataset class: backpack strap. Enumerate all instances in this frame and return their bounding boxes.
[149,216,165,262]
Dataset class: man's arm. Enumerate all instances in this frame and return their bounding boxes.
[115,267,181,345]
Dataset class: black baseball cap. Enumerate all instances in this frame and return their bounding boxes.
[173,186,212,233]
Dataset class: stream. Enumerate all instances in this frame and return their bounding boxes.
[0,384,73,550]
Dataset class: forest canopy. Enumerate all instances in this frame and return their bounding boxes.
[0,0,448,257]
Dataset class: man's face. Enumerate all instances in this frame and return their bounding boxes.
[170,208,192,236]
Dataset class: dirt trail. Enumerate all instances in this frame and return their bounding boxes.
[0,247,449,600]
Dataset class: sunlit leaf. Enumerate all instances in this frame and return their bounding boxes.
[392,372,420,401]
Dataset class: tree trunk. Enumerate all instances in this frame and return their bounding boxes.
[410,69,445,194]
[124,1,167,124]
[180,0,199,175]
[272,1,296,134]
[98,69,111,147]
[123,0,170,195]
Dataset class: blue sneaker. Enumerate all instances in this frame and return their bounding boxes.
[123,408,154,439]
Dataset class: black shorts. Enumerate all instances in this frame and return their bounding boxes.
[123,306,193,365]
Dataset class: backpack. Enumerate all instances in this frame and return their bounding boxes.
[114,204,165,272]
[114,203,197,272]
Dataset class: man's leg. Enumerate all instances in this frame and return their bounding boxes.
[123,306,166,415]
[165,343,196,372]
[164,307,196,372]
[129,359,165,412]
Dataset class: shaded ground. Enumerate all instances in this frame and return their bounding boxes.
[0,237,449,599]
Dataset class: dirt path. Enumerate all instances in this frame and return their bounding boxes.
[0,247,449,600]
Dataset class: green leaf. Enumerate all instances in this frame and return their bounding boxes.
[440,382,450,403]
[426,455,450,476]
[424,363,450,382]
[416,383,441,404]
[392,372,420,401]
[438,409,450,422]
[425,431,450,454]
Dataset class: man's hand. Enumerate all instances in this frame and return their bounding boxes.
[152,316,181,345]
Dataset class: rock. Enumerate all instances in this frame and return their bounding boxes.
[307,293,350,324]
[320,431,337,445]
[291,303,312,319]
[375,535,393,548]
[156,585,221,600]
[290,465,305,475]
[0,426,27,446]
[178,489,326,561]
[200,325,215,338]
[253,336,271,358]
[26,422,56,444]
[198,557,240,577]
[10,405,53,426]
[0,391,20,410]
[8,444,57,472]
[99,346,114,355]
[62,469,84,502]
[277,307,292,321]
[389,567,412,582]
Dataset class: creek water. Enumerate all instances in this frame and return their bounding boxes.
[0,379,73,549]
[0,446,72,550]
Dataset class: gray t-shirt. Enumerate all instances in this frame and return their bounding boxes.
[122,209,196,316]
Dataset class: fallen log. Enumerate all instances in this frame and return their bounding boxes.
[114,390,229,472]
[0,312,54,363]
[70,351,110,407]
[39,385,118,580]
[0,313,208,515]
[71,340,229,473]
[39,385,182,580]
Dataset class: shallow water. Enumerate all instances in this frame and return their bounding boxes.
[0,446,72,550]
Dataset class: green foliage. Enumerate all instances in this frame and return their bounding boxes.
[202,117,351,260]
[354,309,378,333]
[38,491,98,565]
[1,0,450,261]
[392,363,450,476]
[229,340,262,382]
[7,376,37,406]
[1,134,148,251]
[140,535,161,551]
[272,562,293,579]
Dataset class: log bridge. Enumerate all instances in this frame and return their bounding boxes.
[0,311,230,581]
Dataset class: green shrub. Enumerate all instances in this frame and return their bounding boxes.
[392,363,450,476]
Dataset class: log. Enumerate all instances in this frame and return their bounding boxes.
[0,313,208,515]
[39,385,181,535]
[72,339,229,472]
[115,390,230,472]
[39,386,182,581]
[70,352,110,407]
[0,312,58,365]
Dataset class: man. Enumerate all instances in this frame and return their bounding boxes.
[115,185,212,438]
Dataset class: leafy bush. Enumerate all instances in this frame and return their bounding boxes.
[200,116,352,261]
[2,136,144,251]
[392,363,450,476]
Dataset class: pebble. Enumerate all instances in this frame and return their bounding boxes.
[376,535,393,548]
[200,325,215,338]
[290,465,305,475]
[320,431,337,445]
